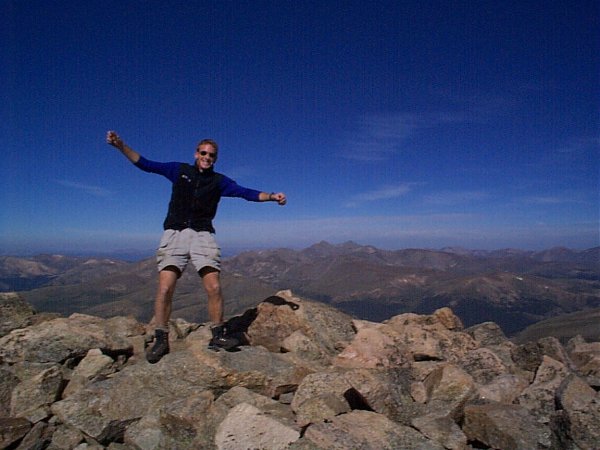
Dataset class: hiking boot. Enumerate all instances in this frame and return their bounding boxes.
[146,329,170,364]
[208,325,240,351]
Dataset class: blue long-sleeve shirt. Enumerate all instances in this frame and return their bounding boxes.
[134,156,262,232]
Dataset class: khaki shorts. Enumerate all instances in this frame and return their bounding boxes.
[156,229,221,274]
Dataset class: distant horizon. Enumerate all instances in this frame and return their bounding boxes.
[1,239,597,262]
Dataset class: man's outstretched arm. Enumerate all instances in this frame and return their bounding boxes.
[258,192,287,205]
[106,130,140,164]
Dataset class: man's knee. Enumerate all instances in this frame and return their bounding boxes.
[204,278,221,297]
[200,267,221,297]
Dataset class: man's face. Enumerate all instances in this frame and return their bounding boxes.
[195,143,217,170]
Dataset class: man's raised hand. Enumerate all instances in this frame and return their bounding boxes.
[105,131,140,163]
[106,131,124,150]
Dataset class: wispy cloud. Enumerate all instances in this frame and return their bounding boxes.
[344,183,416,207]
[521,194,590,205]
[341,112,467,161]
[423,190,490,205]
[555,136,600,154]
[55,180,112,197]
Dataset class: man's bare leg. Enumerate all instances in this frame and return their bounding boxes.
[154,267,179,328]
[146,266,179,364]
[200,267,239,350]
[200,267,223,324]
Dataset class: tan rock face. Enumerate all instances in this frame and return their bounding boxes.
[0,314,138,364]
[1,291,599,449]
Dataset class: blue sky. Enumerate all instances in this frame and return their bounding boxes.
[1,0,598,256]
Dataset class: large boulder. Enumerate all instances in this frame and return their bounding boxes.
[335,308,477,369]
[244,290,356,365]
[463,403,550,449]
[0,292,59,339]
[304,410,445,450]
[551,374,600,449]
[0,314,143,364]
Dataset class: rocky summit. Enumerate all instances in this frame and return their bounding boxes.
[1,291,599,450]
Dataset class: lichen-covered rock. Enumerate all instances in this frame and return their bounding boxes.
[0,417,32,449]
[246,290,356,364]
[477,373,529,404]
[11,365,63,422]
[517,356,571,423]
[0,292,598,450]
[423,364,476,420]
[62,349,115,398]
[124,391,214,450]
[0,368,20,417]
[551,374,600,450]
[333,321,404,368]
[0,292,37,337]
[463,403,550,450]
[215,403,301,450]
[304,410,445,450]
[567,336,600,386]
[411,414,467,450]
[0,314,140,364]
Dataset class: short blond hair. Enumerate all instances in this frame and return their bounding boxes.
[197,139,218,153]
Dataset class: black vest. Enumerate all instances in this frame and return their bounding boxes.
[163,163,223,233]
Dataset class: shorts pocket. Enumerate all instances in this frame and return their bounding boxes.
[157,230,177,253]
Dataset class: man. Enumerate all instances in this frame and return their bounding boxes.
[106,131,286,363]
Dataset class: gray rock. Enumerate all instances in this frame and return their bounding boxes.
[193,386,297,449]
[0,417,32,449]
[511,340,544,373]
[304,410,444,450]
[411,414,467,450]
[463,403,549,450]
[125,417,181,449]
[423,364,476,420]
[0,292,36,338]
[551,374,600,450]
[291,371,353,421]
[215,403,301,450]
[47,424,85,450]
[0,293,599,450]
[0,367,20,417]
[537,336,574,368]
[0,314,139,364]
[213,344,310,398]
[246,290,355,364]
[567,337,600,385]
[295,393,351,427]
[124,392,213,450]
[51,350,222,442]
[11,365,63,422]
[62,349,115,398]
[517,355,571,423]
[459,347,509,385]
[384,310,478,363]
[465,321,508,347]
[477,373,530,404]
[14,421,53,450]
[556,373,597,412]
[343,368,421,425]
[333,320,405,368]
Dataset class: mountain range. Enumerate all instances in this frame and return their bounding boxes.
[1,241,598,338]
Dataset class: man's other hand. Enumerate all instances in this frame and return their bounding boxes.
[106,130,124,150]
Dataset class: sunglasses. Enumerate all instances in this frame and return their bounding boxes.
[198,150,217,158]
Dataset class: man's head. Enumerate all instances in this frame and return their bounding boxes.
[195,139,218,170]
